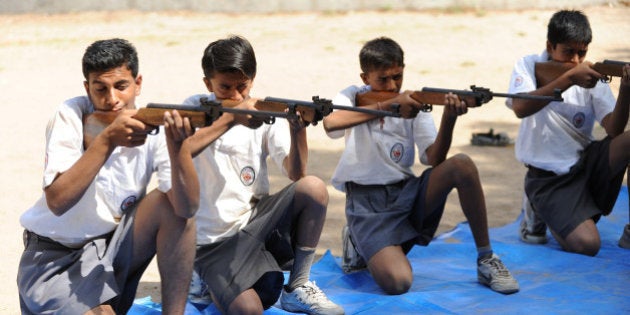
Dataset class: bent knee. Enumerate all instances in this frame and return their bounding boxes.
[376,272,412,295]
[564,234,600,256]
[370,265,412,295]
[295,175,329,201]
[567,239,600,256]
[442,154,478,180]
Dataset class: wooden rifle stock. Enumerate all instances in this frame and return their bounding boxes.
[535,59,628,87]
[355,90,481,112]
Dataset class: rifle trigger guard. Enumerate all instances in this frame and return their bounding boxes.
[264,116,276,125]
[420,104,433,112]
[149,127,159,135]
[601,75,612,83]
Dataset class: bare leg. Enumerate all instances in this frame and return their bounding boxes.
[84,305,116,315]
[226,289,264,315]
[132,190,196,315]
[367,245,412,295]
[292,175,329,247]
[552,219,600,256]
[424,154,490,248]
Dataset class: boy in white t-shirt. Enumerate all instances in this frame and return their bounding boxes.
[17,38,200,314]
[506,10,630,255]
[185,35,344,315]
[323,36,519,295]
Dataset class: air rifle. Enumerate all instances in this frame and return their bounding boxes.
[535,59,629,87]
[261,95,401,123]
[83,97,290,148]
[356,85,563,112]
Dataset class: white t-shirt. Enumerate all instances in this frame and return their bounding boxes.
[20,96,171,248]
[184,94,291,245]
[328,85,437,192]
[506,51,616,174]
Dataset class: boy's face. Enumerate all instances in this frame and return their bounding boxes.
[360,65,404,93]
[203,71,253,101]
[83,65,142,111]
[547,41,588,64]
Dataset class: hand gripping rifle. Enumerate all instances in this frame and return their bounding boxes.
[535,59,629,87]
[356,85,563,112]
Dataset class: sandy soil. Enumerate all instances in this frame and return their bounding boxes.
[1,5,628,312]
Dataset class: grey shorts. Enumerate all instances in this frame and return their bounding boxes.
[345,168,447,261]
[525,137,625,238]
[195,183,298,312]
[17,206,150,314]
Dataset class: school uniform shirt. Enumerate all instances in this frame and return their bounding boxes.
[20,96,172,248]
[328,85,437,192]
[183,94,291,245]
[506,51,616,175]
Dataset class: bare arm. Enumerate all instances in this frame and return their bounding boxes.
[601,64,630,137]
[45,110,151,215]
[512,62,602,118]
[282,111,309,181]
[163,110,200,219]
[425,93,467,166]
[322,90,420,132]
[187,98,269,157]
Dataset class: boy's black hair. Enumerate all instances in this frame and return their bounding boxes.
[359,37,405,73]
[82,38,139,80]
[201,35,257,79]
[547,10,592,47]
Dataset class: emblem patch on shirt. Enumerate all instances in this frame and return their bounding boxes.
[390,143,404,162]
[121,195,137,212]
[573,112,585,128]
[514,75,523,88]
[240,166,256,186]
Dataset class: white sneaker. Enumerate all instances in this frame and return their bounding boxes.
[477,254,520,294]
[280,281,345,315]
[188,269,212,305]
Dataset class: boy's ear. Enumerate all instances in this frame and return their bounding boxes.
[134,74,142,96]
[203,77,214,92]
[360,72,369,85]
[545,40,553,56]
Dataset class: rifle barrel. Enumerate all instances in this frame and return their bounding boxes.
[490,92,563,102]
[421,87,563,103]
[263,96,400,117]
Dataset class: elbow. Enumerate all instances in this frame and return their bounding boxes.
[288,172,306,182]
[512,106,528,119]
[514,111,528,119]
[44,195,69,217]
[175,202,199,219]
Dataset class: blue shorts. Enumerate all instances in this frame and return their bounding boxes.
[344,168,447,261]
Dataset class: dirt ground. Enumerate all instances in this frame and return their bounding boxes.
[1,5,628,312]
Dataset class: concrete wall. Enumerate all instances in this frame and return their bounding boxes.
[0,0,621,14]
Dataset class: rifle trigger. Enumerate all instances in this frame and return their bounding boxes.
[601,75,612,83]
[149,127,159,135]
[266,116,276,125]
[421,104,432,112]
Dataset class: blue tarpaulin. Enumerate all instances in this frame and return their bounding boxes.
[130,187,630,314]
